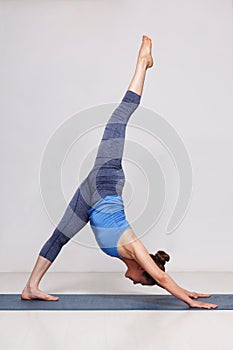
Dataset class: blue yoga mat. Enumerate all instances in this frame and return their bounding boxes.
[0,294,232,310]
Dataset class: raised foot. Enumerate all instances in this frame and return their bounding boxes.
[21,286,59,301]
[138,35,154,69]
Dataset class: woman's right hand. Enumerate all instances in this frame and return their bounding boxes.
[189,300,218,309]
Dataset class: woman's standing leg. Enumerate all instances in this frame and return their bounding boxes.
[21,35,153,300]
[21,176,92,300]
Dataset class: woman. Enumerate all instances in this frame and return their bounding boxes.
[21,35,217,309]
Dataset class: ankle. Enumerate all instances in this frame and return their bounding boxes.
[25,282,39,291]
[136,57,149,70]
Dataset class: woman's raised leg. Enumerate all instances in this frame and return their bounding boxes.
[88,35,153,206]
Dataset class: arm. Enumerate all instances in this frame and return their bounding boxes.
[130,239,218,309]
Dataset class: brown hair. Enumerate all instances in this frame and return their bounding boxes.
[143,250,170,286]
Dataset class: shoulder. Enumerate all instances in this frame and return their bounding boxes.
[117,228,148,259]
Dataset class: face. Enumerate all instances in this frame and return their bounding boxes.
[124,263,150,286]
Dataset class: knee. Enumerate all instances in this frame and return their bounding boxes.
[39,229,70,262]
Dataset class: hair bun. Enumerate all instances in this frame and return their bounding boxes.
[146,250,171,283]
[155,250,170,267]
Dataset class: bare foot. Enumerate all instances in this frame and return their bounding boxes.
[21,285,59,301]
[137,35,153,69]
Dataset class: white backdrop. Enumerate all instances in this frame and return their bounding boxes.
[1,0,232,272]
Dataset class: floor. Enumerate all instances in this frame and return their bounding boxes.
[0,271,232,350]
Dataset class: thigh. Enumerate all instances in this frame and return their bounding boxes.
[87,160,126,206]
[56,176,92,239]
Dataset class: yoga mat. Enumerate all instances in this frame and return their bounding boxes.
[0,294,232,310]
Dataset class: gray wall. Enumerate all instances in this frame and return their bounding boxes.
[1,0,232,272]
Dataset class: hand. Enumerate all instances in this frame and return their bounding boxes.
[183,289,211,299]
[189,300,218,309]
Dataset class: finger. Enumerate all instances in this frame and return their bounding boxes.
[197,294,211,298]
[204,303,218,309]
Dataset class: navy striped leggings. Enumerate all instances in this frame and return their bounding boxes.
[39,90,141,262]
